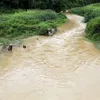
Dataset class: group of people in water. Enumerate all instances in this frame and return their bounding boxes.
[7,28,57,52]
[8,44,26,51]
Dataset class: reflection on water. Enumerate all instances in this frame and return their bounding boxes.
[0,14,100,100]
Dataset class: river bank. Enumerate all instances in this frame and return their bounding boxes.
[0,9,67,46]
[70,3,100,42]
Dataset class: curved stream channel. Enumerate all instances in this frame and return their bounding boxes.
[0,13,100,100]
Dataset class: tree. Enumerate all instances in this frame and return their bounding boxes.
[0,0,100,11]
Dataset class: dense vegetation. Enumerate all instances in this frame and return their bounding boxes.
[0,10,67,46]
[70,3,100,42]
[0,0,100,12]
[0,0,100,46]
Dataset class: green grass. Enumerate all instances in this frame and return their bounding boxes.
[70,3,100,43]
[0,9,67,46]
[86,17,100,41]
[70,3,100,22]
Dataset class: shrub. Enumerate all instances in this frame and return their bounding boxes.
[70,3,100,22]
[0,9,67,45]
[70,3,100,41]
[86,17,100,41]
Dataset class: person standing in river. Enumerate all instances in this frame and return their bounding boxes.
[8,44,13,51]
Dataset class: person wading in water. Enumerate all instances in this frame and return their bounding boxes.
[8,44,13,51]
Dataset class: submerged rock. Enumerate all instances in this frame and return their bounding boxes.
[47,28,57,36]
[23,45,26,49]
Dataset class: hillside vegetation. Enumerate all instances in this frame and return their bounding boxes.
[70,3,100,42]
[0,0,100,12]
[0,10,67,46]
[0,1,100,46]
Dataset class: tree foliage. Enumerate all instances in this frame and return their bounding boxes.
[0,0,100,12]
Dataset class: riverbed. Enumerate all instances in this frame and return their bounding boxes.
[0,13,100,100]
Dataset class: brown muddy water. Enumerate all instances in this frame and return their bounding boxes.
[0,14,100,100]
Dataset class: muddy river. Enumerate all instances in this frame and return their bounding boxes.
[0,13,100,100]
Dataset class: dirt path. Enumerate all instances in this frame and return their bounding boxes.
[0,13,100,100]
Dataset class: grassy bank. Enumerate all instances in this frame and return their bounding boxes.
[70,3,100,42]
[70,3,100,22]
[0,9,67,46]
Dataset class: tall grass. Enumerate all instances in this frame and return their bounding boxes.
[86,17,100,41]
[0,9,67,46]
[70,3,100,22]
